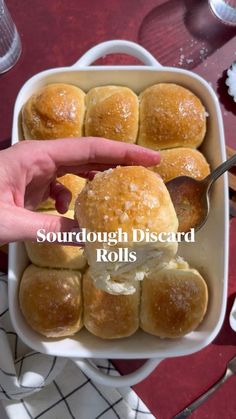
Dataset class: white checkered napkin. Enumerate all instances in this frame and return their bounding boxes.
[0,274,155,419]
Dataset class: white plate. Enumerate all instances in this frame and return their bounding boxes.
[8,40,229,387]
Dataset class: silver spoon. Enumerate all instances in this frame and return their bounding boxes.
[174,355,236,418]
[166,154,236,233]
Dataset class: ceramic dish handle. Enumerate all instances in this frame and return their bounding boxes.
[72,40,161,68]
[72,358,162,387]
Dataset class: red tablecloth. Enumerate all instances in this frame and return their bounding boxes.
[0,1,236,418]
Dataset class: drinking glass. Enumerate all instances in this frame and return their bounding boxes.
[209,0,236,25]
[0,0,21,74]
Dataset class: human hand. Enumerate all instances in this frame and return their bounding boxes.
[0,137,160,244]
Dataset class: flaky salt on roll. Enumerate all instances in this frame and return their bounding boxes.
[140,258,208,338]
[149,148,210,183]
[83,270,140,339]
[75,166,178,294]
[85,86,139,143]
[138,83,207,150]
[22,83,85,140]
[37,174,86,211]
[19,265,83,337]
[25,210,87,271]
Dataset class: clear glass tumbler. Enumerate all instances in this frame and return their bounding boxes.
[209,0,236,25]
[0,0,21,74]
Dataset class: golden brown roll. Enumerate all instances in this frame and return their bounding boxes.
[150,148,210,183]
[138,83,207,150]
[58,174,86,208]
[19,265,83,337]
[75,166,178,294]
[85,86,139,143]
[22,83,85,140]
[140,258,208,338]
[37,174,86,211]
[83,270,139,339]
[25,209,87,271]
[25,242,87,271]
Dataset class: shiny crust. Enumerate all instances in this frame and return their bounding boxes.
[25,242,87,271]
[138,83,206,150]
[150,148,210,183]
[83,270,140,339]
[25,209,87,271]
[19,265,83,337]
[140,262,208,338]
[37,174,86,211]
[85,86,139,143]
[58,174,86,208]
[22,83,85,140]
[75,166,178,238]
[75,166,178,293]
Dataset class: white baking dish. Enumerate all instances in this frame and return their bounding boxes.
[8,40,229,387]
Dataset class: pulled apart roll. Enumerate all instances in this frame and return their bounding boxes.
[140,258,208,338]
[37,174,86,211]
[22,83,85,140]
[150,148,210,183]
[138,83,207,150]
[25,210,87,271]
[85,86,139,143]
[75,166,178,294]
[19,265,83,337]
[83,270,140,339]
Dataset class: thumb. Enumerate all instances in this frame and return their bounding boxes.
[1,206,78,244]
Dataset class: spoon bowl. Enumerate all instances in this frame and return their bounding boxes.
[166,153,236,232]
[166,176,210,232]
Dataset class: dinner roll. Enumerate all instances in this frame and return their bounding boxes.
[150,148,210,183]
[25,242,87,271]
[140,258,208,338]
[85,86,139,143]
[83,270,140,339]
[19,265,83,337]
[25,210,87,271]
[75,166,178,294]
[58,174,86,208]
[138,83,207,150]
[37,174,86,211]
[22,83,85,140]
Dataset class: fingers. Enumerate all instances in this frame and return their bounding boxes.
[0,205,78,243]
[38,137,160,170]
[56,163,117,177]
[50,181,72,214]
[78,171,98,180]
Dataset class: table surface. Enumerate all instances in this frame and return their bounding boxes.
[0,1,236,418]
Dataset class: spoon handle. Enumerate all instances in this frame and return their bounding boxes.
[173,368,233,418]
[206,153,236,186]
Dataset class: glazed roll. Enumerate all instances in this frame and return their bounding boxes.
[37,174,86,211]
[140,258,208,338]
[22,83,85,140]
[85,86,139,143]
[25,241,87,271]
[25,210,87,271]
[83,270,140,339]
[149,148,210,183]
[138,83,207,150]
[75,166,178,294]
[19,265,83,337]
